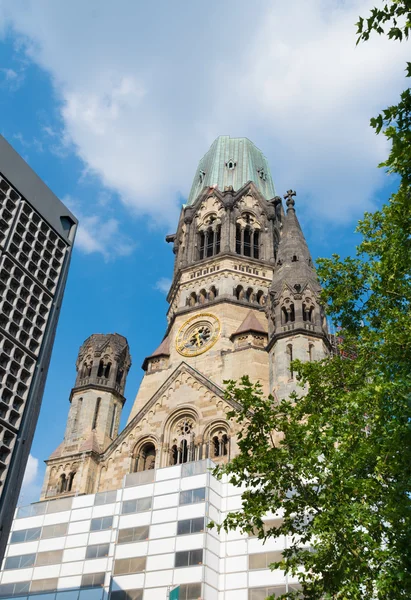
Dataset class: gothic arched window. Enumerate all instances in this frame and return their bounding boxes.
[104,362,111,378]
[116,367,124,384]
[236,214,260,258]
[281,301,295,324]
[67,472,76,492]
[97,360,104,377]
[197,215,221,260]
[209,429,230,459]
[169,416,197,466]
[199,289,207,304]
[135,442,156,472]
[58,473,67,494]
[253,230,260,259]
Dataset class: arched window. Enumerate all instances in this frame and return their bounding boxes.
[199,289,207,304]
[104,362,111,378]
[135,442,156,472]
[309,343,314,362]
[72,397,82,433]
[210,430,229,458]
[198,231,205,260]
[58,474,67,494]
[97,360,104,377]
[171,445,179,465]
[168,416,197,466]
[92,397,101,430]
[245,287,254,302]
[188,292,197,307]
[235,285,244,300]
[116,367,124,384]
[281,301,295,324]
[253,230,260,259]
[287,344,293,379]
[256,290,265,305]
[206,228,214,257]
[67,472,76,492]
[243,226,252,257]
[236,224,241,254]
[208,286,217,301]
[303,299,315,322]
[198,221,221,260]
[236,214,260,258]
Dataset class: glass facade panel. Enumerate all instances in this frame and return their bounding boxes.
[90,516,113,532]
[31,579,58,593]
[80,573,105,588]
[249,518,284,538]
[117,526,149,544]
[110,591,143,600]
[179,584,202,600]
[85,544,110,559]
[4,553,36,570]
[177,517,204,535]
[94,490,116,506]
[179,488,205,506]
[46,497,72,513]
[181,461,207,477]
[124,470,155,487]
[16,503,46,519]
[113,557,146,576]
[36,550,63,566]
[249,551,283,570]
[41,523,68,539]
[175,549,203,568]
[0,582,30,597]
[121,497,152,515]
[10,527,41,544]
[249,587,288,599]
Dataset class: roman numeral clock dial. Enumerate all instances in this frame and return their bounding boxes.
[175,313,221,357]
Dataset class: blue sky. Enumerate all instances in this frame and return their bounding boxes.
[0,0,406,503]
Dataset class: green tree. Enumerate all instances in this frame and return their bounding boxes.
[213,2,411,598]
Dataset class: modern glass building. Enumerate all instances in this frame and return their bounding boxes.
[0,135,78,563]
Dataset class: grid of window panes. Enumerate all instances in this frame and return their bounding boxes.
[0,174,68,489]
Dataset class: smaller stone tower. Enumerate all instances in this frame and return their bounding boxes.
[41,334,131,499]
[267,191,330,400]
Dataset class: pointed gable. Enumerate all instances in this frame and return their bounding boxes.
[232,310,267,338]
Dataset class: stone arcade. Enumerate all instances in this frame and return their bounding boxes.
[0,136,332,600]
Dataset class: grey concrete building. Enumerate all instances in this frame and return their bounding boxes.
[0,136,78,563]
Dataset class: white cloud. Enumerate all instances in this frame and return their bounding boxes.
[19,454,42,506]
[63,196,135,260]
[22,453,38,487]
[0,0,408,227]
[155,277,172,294]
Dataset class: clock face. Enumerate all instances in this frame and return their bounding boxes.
[176,313,221,357]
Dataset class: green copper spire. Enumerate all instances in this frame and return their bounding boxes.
[187,136,276,205]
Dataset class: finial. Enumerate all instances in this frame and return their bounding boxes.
[284,189,296,211]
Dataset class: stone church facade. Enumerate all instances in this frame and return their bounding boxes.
[41,135,331,502]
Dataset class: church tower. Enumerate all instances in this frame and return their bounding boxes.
[41,334,131,499]
[39,136,329,498]
[267,191,330,400]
